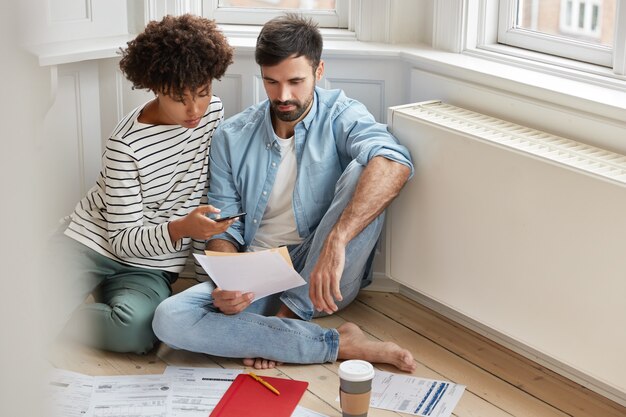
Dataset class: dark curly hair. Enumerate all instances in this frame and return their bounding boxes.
[119,14,233,99]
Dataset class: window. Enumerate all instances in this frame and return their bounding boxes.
[559,0,604,39]
[498,0,617,67]
[202,0,348,28]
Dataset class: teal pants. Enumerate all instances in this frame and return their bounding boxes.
[49,231,176,354]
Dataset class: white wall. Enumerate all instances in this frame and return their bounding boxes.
[2,1,52,416]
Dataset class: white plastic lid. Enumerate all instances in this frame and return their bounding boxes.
[338,360,375,382]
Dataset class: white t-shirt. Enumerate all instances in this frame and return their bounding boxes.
[250,135,303,251]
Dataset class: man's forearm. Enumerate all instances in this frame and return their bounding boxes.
[330,156,411,245]
[206,238,239,253]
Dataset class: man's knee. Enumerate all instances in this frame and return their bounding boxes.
[336,160,364,192]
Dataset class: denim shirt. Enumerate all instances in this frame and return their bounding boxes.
[208,87,414,250]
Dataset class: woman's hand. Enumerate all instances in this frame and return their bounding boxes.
[168,205,236,243]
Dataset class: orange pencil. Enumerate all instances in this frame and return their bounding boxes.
[248,372,280,396]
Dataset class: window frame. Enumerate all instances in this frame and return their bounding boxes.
[201,0,349,28]
[439,0,626,82]
[496,0,614,67]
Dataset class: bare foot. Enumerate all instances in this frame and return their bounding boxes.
[241,304,295,369]
[337,322,416,372]
[242,358,283,369]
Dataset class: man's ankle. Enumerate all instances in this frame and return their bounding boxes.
[275,303,298,319]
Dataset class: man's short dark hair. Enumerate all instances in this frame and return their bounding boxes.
[255,13,323,70]
[119,14,233,99]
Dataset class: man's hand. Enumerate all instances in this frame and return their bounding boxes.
[168,205,235,243]
[309,237,346,314]
[308,157,411,315]
[212,287,254,314]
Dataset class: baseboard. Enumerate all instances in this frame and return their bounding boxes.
[366,273,401,292]
[398,285,626,407]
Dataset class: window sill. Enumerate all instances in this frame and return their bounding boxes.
[397,43,626,122]
[28,25,357,66]
[27,31,626,124]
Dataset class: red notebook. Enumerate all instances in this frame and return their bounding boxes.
[210,373,308,417]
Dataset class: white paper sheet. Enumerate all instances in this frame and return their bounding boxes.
[163,366,242,417]
[86,374,171,417]
[370,371,465,417]
[194,250,305,301]
[44,368,94,417]
[292,405,329,417]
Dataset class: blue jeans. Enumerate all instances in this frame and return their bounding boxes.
[152,161,385,363]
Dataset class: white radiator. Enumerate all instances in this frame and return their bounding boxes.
[387,101,626,404]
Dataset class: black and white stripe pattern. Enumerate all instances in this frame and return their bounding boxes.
[65,98,223,274]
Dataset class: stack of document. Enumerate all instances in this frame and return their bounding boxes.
[45,365,466,417]
[44,366,326,417]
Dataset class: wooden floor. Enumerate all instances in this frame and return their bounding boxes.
[49,279,626,417]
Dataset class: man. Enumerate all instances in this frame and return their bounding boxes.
[153,14,416,372]
[48,14,235,354]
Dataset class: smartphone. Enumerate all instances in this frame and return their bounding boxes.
[212,212,246,222]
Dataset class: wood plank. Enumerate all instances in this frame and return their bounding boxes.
[49,339,167,376]
[337,298,568,417]
[48,284,623,417]
[358,292,626,417]
[315,313,507,417]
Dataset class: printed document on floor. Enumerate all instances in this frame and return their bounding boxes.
[370,371,465,417]
[45,367,328,417]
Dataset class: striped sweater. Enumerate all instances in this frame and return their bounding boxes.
[65,97,223,275]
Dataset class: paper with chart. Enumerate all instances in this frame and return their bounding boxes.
[194,248,305,301]
[370,371,465,417]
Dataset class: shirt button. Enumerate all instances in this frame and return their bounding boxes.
[266,144,270,149]
[253,219,258,224]
[272,162,277,167]
[262,191,267,196]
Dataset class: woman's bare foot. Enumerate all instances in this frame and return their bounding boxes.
[337,322,416,372]
[242,357,284,369]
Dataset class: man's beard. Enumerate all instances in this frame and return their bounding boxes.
[270,94,313,122]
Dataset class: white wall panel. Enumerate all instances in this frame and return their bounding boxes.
[21,0,128,45]
[213,75,242,119]
[41,61,102,228]
[48,0,91,22]
[324,78,385,121]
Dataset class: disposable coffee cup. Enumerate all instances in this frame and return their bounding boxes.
[338,360,375,417]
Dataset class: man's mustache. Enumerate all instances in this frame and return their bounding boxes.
[272,100,299,107]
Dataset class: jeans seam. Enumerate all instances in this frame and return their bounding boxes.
[231,315,323,341]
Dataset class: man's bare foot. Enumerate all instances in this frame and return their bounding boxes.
[337,322,416,372]
[242,357,283,369]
